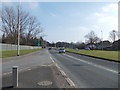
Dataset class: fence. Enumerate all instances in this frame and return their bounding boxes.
[0,43,41,51]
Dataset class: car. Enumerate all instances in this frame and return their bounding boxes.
[85,47,90,50]
[48,47,52,50]
[59,48,65,53]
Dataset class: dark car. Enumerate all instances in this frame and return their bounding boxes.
[48,47,52,50]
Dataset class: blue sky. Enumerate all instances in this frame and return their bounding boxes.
[1,2,118,43]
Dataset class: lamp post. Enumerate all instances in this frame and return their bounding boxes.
[113,30,116,42]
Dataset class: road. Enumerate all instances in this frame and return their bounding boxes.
[2,49,72,88]
[49,49,119,88]
[2,48,119,88]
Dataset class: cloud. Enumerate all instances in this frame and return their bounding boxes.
[94,3,118,30]
[50,12,57,17]
[76,26,90,31]
[102,3,118,12]
[68,26,90,32]
[28,2,39,10]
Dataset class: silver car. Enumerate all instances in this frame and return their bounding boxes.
[59,48,65,53]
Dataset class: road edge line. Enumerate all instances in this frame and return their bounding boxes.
[50,56,76,88]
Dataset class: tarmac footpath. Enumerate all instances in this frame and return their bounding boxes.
[2,65,73,90]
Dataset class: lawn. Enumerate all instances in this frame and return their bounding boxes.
[0,49,42,58]
[65,49,119,61]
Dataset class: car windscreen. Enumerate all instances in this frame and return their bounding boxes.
[59,48,64,50]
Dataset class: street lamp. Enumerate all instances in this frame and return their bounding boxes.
[113,30,116,42]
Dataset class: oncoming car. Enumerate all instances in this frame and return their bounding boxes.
[59,48,65,53]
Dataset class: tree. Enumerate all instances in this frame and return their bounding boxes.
[24,16,43,45]
[85,30,100,44]
[0,5,43,45]
[2,33,6,43]
[75,42,85,49]
[84,30,100,50]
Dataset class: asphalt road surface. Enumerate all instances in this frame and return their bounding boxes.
[2,49,72,88]
[2,48,119,88]
[2,49,52,74]
[49,49,119,88]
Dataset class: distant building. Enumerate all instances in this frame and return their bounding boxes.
[112,39,120,51]
[85,43,96,50]
[96,40,112,50]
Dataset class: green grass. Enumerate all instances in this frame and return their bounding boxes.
[0,49,42,58]
[65,49,119,61]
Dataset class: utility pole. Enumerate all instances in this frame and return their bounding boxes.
[101,30,103,50]
[17,4,20,56]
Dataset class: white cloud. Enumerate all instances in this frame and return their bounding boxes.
[102,3,118,12]
[94,12,106,17]
[93,3,118,40]
[50,12,57,17]
[28,2,39,10]
[69,26,90,32]
[94,3,118,31]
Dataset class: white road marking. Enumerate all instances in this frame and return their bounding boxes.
[50,56,76,87]
[3,72,12,75]
[27,69,31,71]
[63,54,118,74]
[3,67,30,76]
[66,77,76,87]
[59,69,67,77]
[3,63,54,76]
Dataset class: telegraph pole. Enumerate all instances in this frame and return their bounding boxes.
[17,4,20,56]
[101,30,103,50]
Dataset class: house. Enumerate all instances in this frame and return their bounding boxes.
[112,39,120,51]
[96,40,112,50]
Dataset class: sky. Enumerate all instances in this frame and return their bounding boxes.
[1,1,118,43]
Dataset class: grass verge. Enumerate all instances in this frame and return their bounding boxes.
[0,49,42,58]
[65,49,119,61]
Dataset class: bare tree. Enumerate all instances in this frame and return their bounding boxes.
[1,6,29,44]
[1,5,43,45]
[85,30,100,44]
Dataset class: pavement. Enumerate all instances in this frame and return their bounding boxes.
[2,49,73,89]
[2,65,72,89]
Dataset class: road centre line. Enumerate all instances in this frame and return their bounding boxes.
[63,54,118,74]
